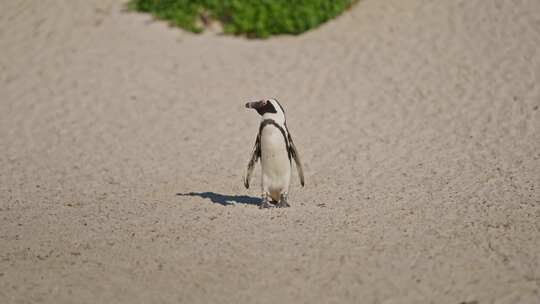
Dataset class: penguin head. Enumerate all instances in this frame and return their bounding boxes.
[245,98,286,125]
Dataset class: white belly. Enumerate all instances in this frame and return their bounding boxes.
[260,126,291,201]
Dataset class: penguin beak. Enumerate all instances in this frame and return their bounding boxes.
[245,100,265,109]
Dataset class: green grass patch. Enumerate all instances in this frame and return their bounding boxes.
[128,0,358,38]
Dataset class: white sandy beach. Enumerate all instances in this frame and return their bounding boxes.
[1,0,539,303]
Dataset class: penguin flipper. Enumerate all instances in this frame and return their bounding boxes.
[244,134,261,189]
[287,132,305,187]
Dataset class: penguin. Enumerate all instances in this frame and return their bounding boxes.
[243,98,305,208]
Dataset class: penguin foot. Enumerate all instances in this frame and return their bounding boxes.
[276,193,290,208]
[259,201,274,209]
[259,193,273,209]
[275,201,290,208]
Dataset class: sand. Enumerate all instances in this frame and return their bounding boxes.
[1,0,539,303]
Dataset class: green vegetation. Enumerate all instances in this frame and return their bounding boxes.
[129,0,358,38]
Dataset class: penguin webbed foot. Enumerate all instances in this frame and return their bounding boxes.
[259,200,274,209]
[275,193,290,208]
[275,201,290,208]
[259,193,273,209]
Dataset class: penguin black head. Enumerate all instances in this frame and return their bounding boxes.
[246,97,286,118]
[245,99,278,115]
[246,98,286,125]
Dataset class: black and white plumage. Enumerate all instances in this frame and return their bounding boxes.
[243,98,305,208]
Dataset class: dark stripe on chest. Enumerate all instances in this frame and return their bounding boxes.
[259,119,291,160]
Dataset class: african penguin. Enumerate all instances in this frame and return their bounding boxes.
[243,98,305,208]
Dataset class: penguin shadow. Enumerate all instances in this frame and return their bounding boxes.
[176,192,261,206]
